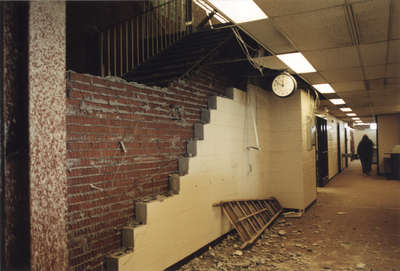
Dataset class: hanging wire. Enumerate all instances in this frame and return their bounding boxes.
[231,27,264,76]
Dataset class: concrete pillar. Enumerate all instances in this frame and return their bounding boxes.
[28,2,68,270]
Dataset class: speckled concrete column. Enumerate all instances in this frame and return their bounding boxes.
[28,2,68,270]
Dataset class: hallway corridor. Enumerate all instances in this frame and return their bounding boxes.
[176,160,400,271]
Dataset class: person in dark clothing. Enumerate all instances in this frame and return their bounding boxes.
[357,135,374,175]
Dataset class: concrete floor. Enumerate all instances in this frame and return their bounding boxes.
[176,160,400,271]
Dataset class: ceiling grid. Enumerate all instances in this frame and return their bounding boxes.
[232,0,400,124]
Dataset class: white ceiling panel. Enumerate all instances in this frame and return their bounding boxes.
[345,97,371,107]
[332,81,366,92]
[385,77,400,86]
[352,0,390,44]
[303,46,359,71]
[367,78,385,90]
[373,95,400,106]
[390,0,400,39]
[373,105,400,114]
[388,39,400,64]
[359,42,387,66]
[240,19,295,54]
[321,67,363,82]
[272,6,352,51]
[254,0,344,17]
[253,56,287,70]
[300,72,327,84]
[339,89,368,98]
[369,89,400,97]
[386,63,400,77]
[364,65,386,80]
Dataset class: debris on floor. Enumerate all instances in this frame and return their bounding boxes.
[283,211,303,218]
[175,164,400,271]
[213,197,283,249]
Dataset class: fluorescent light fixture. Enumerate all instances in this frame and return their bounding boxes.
[346,113,357,116]
[352,117,360,120]
[329,98,345,105]
[313,84,336,94]
[370,123,377,129]
[340,107,352,112]
[208,0,268,24]
[277,52,316,73]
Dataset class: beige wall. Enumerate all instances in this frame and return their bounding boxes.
[300,91,317,208]
[377,114,400,173]
[325,115,347,178]
[115,87,317,271]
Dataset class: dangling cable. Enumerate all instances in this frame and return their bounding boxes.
[231,27,264,76]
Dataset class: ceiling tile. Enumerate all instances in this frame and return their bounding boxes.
[272,6,352,51]
[388,39,400,64]
[255,0,344,17]
[332,81,366,91]
[359,42,387,66]
[386,63,400,77]
[367,78,385,90]
[390,0,400,39]
[364,65,386,80]
[352,0,390,44]
[373,105,400,114]
[385,77,400,86]
[240,19,295,54]
[303,46,359,71]
[321,67,363,82]
[254,56,287,70]
[300,72,327,84]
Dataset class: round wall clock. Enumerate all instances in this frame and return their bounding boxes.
[271,72,297,98]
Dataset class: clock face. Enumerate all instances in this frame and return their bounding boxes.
[272,73,297,97]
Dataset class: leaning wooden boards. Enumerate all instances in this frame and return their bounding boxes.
[213,197,283,249]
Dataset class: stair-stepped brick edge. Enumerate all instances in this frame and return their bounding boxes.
[66,69,234,271]
[106,90,234,271]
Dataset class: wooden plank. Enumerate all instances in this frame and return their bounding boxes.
[251,201,269,223]
[240,201,262,232]
[215,198,283,249]
[242,201,264,228]
[222,204,248,241]
[212,197,278,207]
[240,208,283,249]
[234,202,258,235]
[228,202,254,238]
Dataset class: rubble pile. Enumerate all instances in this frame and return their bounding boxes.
[176,216,374,271]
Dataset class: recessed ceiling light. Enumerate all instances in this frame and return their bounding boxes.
[347,113,357,116]
[276,52,316,74]
[329,98,345,105]
[340,107,352,112]
[208,0,268,24]
[313,84,336,94]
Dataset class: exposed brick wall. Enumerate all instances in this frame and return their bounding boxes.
[66,69,230,271]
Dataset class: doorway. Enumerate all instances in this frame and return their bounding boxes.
[337,123,342,173]
[344,127,348,168]
[316,117,329,187]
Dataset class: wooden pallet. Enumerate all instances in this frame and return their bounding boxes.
[213,197,283,249]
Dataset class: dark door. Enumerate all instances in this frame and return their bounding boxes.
[337,123,342,173]
[316,117,329,187]
[344,127,348,167]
